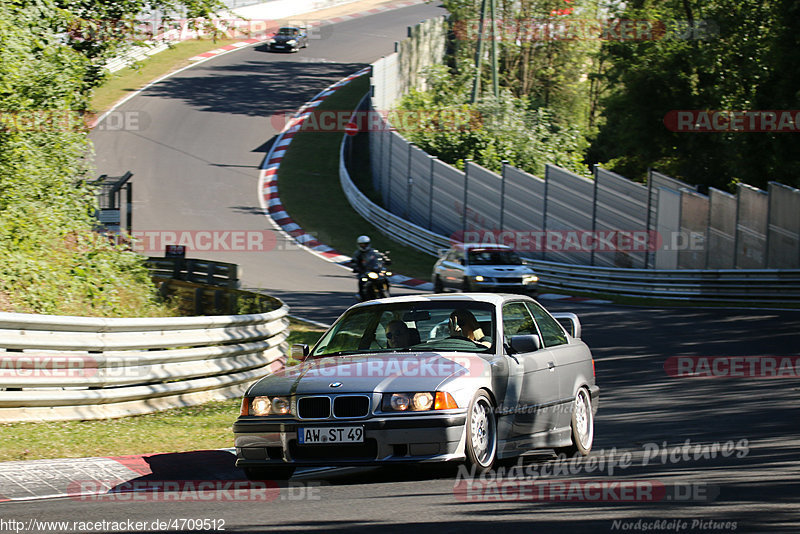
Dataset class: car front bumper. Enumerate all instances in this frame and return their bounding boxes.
[471,280,538,294]
[233,412,467,467]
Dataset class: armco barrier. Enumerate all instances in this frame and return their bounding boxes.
[341,105,800,303]
[0,300,289,422]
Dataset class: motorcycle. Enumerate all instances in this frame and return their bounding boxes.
[356,250,392,301]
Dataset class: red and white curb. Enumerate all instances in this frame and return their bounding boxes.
[190,39,261,61]
[256,68,432,291]
[189,0,429,61]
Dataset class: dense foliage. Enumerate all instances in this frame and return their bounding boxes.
[592,0,800,189]
[404,0,799,190]
[0,0,219,315]
[395,65,589,176]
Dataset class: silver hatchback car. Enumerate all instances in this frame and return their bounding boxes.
[432,244,539,295]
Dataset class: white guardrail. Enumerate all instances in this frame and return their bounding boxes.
[340,101,800,304]
[0,304,289,422]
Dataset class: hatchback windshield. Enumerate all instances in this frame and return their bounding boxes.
[468,249,523,265]
[311,301,496,357]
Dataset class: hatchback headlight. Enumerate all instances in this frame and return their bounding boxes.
[287,39,297,45]
[249,396,291,416]
[523,274,539,283]
[382,392,457,412]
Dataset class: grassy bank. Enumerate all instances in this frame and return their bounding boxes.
[91,39,240,113]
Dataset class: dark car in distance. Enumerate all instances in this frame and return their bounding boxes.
[266,26,308,52]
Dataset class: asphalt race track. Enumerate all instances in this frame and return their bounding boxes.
[3,301,800,532]
[90,2,446,324]
[4,3,799,533]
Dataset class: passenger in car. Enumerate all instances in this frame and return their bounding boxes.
[449,309,491,347]
[386,320,412,348]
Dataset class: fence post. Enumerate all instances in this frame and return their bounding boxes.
[386,132,393,211]
[591,165,599,266]
[542,165,550,261]
[428,155,435,230]
[645,168,653,269]
[406,143,413,219]
[499,161,507,231]
[463,160,471,238]
[733,184,741,269]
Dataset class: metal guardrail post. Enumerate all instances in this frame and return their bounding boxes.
[428,155,435,230]
[499,161,507,231]
[462,160,470,236]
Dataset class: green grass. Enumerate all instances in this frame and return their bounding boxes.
[276,74,438,281]
[91,39,241,113]
[0,320,325,461]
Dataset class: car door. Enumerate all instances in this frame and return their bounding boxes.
[525,300,582,431]
[502,301,560,438]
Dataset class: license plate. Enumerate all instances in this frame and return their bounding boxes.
[298,426,364,445]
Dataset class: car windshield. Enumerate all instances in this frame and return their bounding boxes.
[277,28,297,36]
[467,249,523,265]
[310,301,496,357]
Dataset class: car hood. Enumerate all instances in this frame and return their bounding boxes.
[466,265,535,276]
[273,35,296,42]
[246,352,489,396]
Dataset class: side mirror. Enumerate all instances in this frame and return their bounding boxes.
[291,343,309,361]
[508,334,541,354]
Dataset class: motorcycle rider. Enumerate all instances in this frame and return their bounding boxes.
[353,235,376,300]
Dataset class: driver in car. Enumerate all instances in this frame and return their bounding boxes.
[449,309,491,347]
[386,320,411,349]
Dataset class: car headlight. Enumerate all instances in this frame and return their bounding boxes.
[249,395,291,416]
[473,275,485,282]
[267,38,275,44]
[287,39,297,44]
[523,274,539,283]
[382,392,458,411]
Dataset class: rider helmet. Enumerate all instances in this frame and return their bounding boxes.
[357,235,371,250]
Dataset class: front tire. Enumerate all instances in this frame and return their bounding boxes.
[243,466,295,481]
[555,388,594,457]
[465,391,497,473]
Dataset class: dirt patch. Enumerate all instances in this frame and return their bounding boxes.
[0,290,17,312]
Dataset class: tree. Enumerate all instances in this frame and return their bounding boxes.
[1,0,215,314]
[590,0,800,189]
